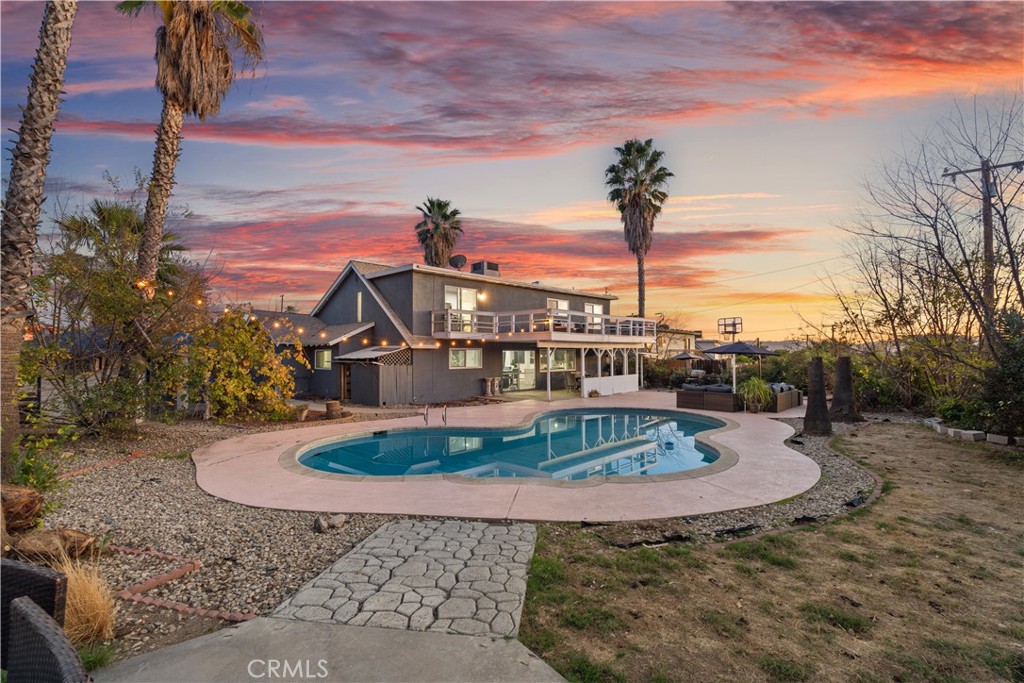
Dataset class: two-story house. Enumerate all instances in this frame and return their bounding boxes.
[256,259,656,406]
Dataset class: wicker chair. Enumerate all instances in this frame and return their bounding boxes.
[1,557,68,669]
[6,596,89,683]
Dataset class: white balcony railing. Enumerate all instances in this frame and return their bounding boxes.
[431,308,656,340]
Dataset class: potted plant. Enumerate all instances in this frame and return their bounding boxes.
[738,377,772,413]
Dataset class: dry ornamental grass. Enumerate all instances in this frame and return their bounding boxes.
[52,553,118,645]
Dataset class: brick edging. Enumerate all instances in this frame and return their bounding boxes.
[59,450,145,480]
[109,544,257,623]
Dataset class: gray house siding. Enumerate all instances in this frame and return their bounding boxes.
[280,349,312,396]
[409,271,610,337]
[308,347,338,398]
[318,274,403,345]
[371,271,414,330]
[409,342,570,403]
[411,345,502,403]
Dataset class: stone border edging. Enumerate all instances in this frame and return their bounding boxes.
[925,418,1021,446]
[278,408,741,488]
[109,545,257,623]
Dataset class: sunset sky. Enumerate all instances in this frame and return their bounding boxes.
[2,1,1021,340]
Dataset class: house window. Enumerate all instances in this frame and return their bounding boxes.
[449,348,482,369]
[448,436,483,454]
[356,291,363,322]
[314,349,332,370]
[584,303,603,315]
[547,298,569,310]
[444,286,478,311]
[539,349,577,371]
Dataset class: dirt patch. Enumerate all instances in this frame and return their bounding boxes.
[520,422,1024,682]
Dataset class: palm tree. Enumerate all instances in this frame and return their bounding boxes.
[415,197,463,267]
[604,138,673,318]
[1,0,78,476]
[116,0,263,296]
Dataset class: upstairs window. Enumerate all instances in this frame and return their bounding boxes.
[356,290,363,322]
[547,298,569,310]
[445,286,478,311]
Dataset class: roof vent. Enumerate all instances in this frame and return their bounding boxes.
[471,261,500,277]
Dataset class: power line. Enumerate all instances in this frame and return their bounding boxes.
[679,266,858,316]
[696,254,847,286]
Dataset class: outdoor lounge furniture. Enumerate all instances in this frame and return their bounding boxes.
[676,385,741,412]
[677,384,801,413]
[768,387,802,413]
[1,557,68,669]
[6,596,88,683]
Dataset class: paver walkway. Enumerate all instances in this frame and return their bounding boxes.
[272,519,536,637]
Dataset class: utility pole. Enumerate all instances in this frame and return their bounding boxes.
[942,158,1023,315]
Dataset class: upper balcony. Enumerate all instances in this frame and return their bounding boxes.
[431,308,656,344]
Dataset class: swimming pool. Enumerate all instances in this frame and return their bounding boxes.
[297,409,725,481]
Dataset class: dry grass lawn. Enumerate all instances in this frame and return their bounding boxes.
[519,422,1024,683]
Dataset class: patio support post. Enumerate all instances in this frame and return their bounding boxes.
[579,347,585,395]
[546,347,552,402]
[639,350,643,390]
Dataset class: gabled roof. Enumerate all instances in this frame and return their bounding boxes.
[309,262,432,346]
[252,310,373,346]
[350,260,394,276]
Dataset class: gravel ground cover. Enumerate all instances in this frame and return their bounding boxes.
[46,415,410,661]
[38,408,893,664]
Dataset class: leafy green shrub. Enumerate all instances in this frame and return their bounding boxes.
[643,361,674,388]
[185,309,305,421]
[980,311,1024,436]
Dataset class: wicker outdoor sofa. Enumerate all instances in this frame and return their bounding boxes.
[676,383,802,413]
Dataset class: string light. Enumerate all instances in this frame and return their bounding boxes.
[297,327,304,334]
[195,298,203,306]
[166,290,174,297]
[381,339,389,346]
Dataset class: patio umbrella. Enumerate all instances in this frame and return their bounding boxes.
[671,352,699,361]
[703,342,778,391]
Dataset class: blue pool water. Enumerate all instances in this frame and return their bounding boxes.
[298,409,724,481]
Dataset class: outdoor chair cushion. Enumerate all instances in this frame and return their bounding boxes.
[680,384,707,392]
[705,384,734,393]
[6,596,88,683]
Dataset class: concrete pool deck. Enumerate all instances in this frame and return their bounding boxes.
[193,391,817,522]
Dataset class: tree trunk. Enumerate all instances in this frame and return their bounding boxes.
[636,252,646,318]
[136,98,185,294]
[0,0,78,477]
[0,320,25,480]
[830,356,864,423]
[804,356,832,436]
